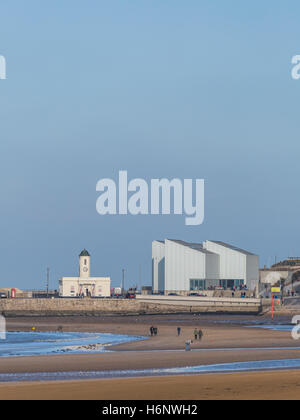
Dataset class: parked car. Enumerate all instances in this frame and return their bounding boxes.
[0,292,7,299]
[168,293,179,296]
[126,292,136,299]
[125,288,136,299]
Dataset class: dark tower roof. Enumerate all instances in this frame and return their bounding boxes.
[79,249,90,257]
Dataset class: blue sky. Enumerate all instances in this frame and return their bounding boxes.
[1,1,300,290]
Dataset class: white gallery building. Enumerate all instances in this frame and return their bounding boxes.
[59,249,111,298]
[152,239,259,294]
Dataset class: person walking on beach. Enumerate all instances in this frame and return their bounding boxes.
[194,328,198,340]
[198,329,203,341]
[185,340,192,351]
[177,327,181,336]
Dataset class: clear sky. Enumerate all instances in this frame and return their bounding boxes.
[1,1,300,290]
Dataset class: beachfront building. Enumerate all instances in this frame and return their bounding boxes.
[259,258,300,297]
[152,239,259,295]
[59,249,111,298]
[203,241,259,292]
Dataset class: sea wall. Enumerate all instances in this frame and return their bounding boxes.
[0,297,262,316]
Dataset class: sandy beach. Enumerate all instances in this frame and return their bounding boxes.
[1,313,300,400]
[2,370,300,400]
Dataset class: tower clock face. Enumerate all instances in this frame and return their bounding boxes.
[83,267,88,272]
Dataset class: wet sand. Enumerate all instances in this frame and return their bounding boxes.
[1,347,300,374]
[1,370,300,400]
[1,314,300,400]
[5,314,299,352]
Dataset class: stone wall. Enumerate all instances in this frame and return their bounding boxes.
[0,297,261,316]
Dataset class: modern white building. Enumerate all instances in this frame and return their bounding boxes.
[203,241,259,291]
[59,249,111,298]
[152,239,259,294]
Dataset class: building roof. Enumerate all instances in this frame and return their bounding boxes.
[168,239,217,255]
[207,241,256,256]
[155,239,256,257]
[79,249,90,257]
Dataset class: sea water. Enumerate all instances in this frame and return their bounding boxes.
[247,324,294,332]
[1,358,300,382]
[0,331,145,357]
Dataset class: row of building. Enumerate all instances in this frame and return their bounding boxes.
[5,241,300,298]
[57,240,259,298]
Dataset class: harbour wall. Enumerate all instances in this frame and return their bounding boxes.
[0,297,262,316]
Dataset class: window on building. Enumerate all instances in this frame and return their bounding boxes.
[190,279,206,291]
[219,279,244,289]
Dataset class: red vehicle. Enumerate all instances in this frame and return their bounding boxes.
[126,289,136,299]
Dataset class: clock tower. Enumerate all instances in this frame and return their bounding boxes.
[59,249,110,298]
[79,249,91,278]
